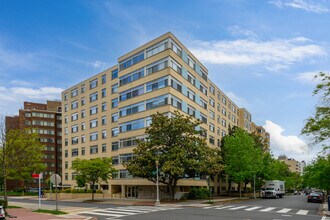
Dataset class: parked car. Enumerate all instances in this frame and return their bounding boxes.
[0,206,5,220]
[307,192,324,203]
[27,187,39,193]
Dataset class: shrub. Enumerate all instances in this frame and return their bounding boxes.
[77,189,85,193]
[96,189,103,194]
[86,189,93,193]
[187,188,211,200]
[61,188,71,193]
[70,189,78,194]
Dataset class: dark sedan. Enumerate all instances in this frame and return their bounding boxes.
[307,192,324,203]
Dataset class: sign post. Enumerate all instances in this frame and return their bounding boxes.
[50,174,61,211]
[32,173,43,209]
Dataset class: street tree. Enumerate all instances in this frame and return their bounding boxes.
[71,158,116,200]
[221,127,263,198]
[0,118,45,207]
[125,111,222,200]
[303,155,330,193]
[302,72,330,150]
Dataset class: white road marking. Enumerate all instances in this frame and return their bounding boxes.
[215,205,235,209]
[277,208,291,213]
[245,206,261,211]
[259,207,276,212]
[203,205,223,209]
[229,206,248,210]
[80,211,125,217]
[296,210,308,215]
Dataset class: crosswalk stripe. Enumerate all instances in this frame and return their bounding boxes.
[80,211,125,217]
[93,209,141,215]
[277,208,291,213]
[245,206,261,211]
[104,208,145,213]
[259,207,276,212]
[296,210,308,215]
[229,206,248,210]
[215,205,235,209]
[204,205,223,209]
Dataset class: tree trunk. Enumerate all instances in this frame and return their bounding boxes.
[228,180,232,196]
[91,182,95,201]
[239,182,241,199]
[244,181,247,193]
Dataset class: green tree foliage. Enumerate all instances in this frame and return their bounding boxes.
[221,127,263,198]
[303,155,330,192]
[0,126,45,207]
[71,158,116,200]
[302,72,330,149]
[125,111,222,200]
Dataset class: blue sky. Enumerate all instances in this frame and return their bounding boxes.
[0,0,329,162]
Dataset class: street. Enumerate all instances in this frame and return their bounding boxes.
[8,194,328,220]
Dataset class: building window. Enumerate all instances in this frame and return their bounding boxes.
[120,68,144,86]
[112,142,119,151]
[119,119,145,133]
[64,93,68,101]
[65,161,68,169]
[64,104,68,112]
[71,136,78,145]
[209,136,215,145]
[119,52,144,70]
[111,69,118,79]
[90,79,98,89]
[119,85,144,101]
[81,122,86,131]
[209,98,215,108]
[90,105,98,115]
[222,108,227,116]
[209,123,215,132]
[146,95,168,110]
[81,97,86,106]
[119,102,144,117]
[199,98,207,110]
[171,96,182,110]
[187,89,195,101]
[210,85,215,95]
[146,59,168,75]
[222,96,227,105]
[64,116,68,123]
[210,110,215,120]
[200,113,207,124]
[222,119,227,127]
[71,88,78,97]
[200,68,208,81]
[171,41,182,57]
[102,116,107,125]
[71,113,78,121]
[199,83,208,96]
[146,77,168,92]
[102,74,106,84]
[81,135,86,143]
[90,119,98,128]
[81,109,86,118]
[101,88,106,98]
[81,84,85,93]
[72,148,79,157]
[90,132,98,141]
[187,56,195,70]
[111,113,118,122]
[146,40,168,58]
[171,78,182,92]
[64,150,68,158]
[111,84,118,94]
[90,92,98,102]
[71,101,78,110]
[102,102,107,112]
[102,144,107,153]
[90,145,98,154]
[170,58,182,74]
[187,72,195,86]
[81,147,85,156]
[112,98,118,108]
[64,127,68,135]
[65,138,68,146]
[71,124,78,133]
[112,127,119,137]
[102,130,107,139]
[187,105,195,116]
[112,156,119,165]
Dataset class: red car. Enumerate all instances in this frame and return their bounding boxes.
[307,192,324,203]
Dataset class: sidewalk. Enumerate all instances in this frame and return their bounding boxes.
[321,203,330,217]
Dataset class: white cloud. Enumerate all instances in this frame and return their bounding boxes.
[10,80,34,87]
[190,37,326,71]
[269,0,330,13]
[0,86,63,115]
[264,120,307,154]
[295,71,329,84]
[86,60,109,70]
[227,25,257,38]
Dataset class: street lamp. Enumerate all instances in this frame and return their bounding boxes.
[155,160,160,205]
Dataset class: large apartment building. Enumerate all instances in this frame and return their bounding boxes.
[278,155,303,174]
[5,101,62,189]
[62,32,269,198]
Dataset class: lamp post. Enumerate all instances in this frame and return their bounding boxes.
[155,160,160,205]
[49,172,52,200]
[253,175,256,199]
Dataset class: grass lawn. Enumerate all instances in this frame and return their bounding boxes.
[33,209,68,215]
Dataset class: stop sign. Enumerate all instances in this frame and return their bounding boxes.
[50,174,62,185]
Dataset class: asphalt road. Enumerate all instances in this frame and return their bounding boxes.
[8,194,326,220]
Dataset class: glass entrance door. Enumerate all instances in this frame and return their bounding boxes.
[126,186,137,198]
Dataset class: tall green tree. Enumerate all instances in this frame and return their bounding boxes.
[0,119,45,207]
[302,72,330,150]
[125,111,222,200]
[303,155,330,193]
[221,127,263,198]
[71,158,116,200]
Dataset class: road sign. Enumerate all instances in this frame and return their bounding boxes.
[50,174,62,185]
[32,173,43,179]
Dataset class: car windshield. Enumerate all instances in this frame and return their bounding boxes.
[265,188,274,190]
[310,193,320,196]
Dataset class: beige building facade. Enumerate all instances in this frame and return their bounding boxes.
[61,32,267,198]
[278,155,302,173]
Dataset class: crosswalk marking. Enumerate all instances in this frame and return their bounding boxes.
[79,205,181,219]
[259,207,276,212]
[296,210,308,215]
[245,206,261,211]
[277,208,291,213]
[229,206,248,210]
[215,205,235,209]
[203,205,223,209]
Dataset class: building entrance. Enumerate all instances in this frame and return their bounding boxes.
[126,186,137,198]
